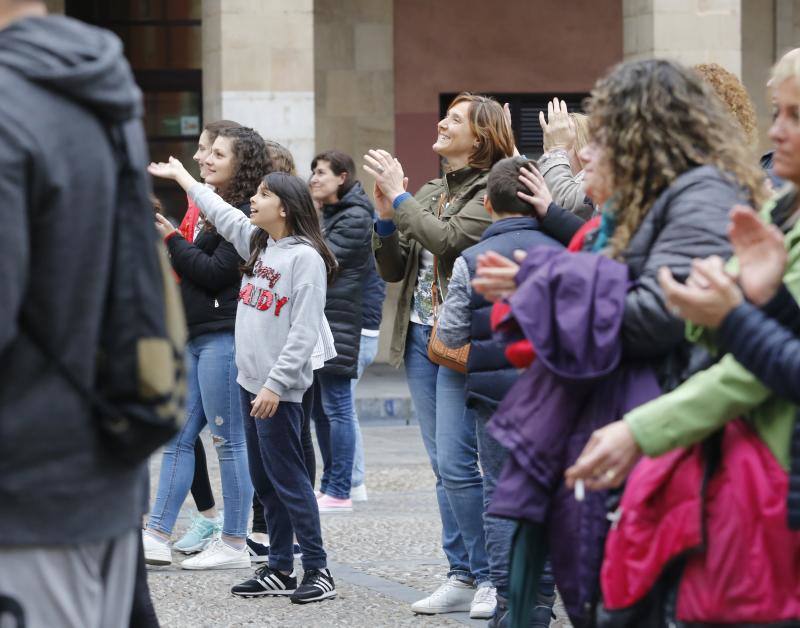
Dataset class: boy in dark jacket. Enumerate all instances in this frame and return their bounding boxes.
[437,157,563,627]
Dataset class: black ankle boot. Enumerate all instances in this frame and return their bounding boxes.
[488,593,509,628]
[530,591,556,627]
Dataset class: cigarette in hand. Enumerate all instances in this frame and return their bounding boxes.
[574,479,585,502]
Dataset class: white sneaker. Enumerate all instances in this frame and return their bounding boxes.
[350,484,368,502]
[142,530,172,566]
[470,584,497,619]
[411,575,475,614]
[180,538,250,570]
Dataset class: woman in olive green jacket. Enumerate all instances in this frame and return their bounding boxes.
[363,93,514,617]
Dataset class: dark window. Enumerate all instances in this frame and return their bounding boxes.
[439,93,590,160]
[65,0,202,219]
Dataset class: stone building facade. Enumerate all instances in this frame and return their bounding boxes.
[47,0,800,362]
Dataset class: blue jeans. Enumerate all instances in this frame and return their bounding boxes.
[475,404,555,612]
[315,371,357,499]
[149,331,252,538]
[405,322,489,584]
[474,403,517,598]
[351,333,379,488]
[242,389,326,571]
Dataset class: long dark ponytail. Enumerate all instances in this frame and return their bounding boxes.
[241,172,338,284]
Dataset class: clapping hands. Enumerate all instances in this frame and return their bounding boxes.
[540,98,575,153]
[728,204,787,305]
[363,149,408,220]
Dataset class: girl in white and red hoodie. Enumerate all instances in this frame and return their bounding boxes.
[149,157,340,604]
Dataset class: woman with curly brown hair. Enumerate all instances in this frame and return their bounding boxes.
[582,58,765,263]
[480,59,765,386]
[578,60,765,389]
[143,126,271,570]
[562,50,800,628]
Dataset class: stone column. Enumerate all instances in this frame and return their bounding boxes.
[314,0,396,364]
[624,0,742,73]
[313,0,394,177]
[776,0,800,57]
[624,0,783,151]
[202,0,315,176]
[743,0,776,150]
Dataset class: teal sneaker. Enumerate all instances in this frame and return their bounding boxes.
[173,513,221,554]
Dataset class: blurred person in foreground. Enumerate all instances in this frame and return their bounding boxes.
[474,58,766,628]
[0,1,154,626]
[566,48,800,627]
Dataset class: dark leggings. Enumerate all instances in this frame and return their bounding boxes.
[190,437,216,512]
[129,530,160,628]
[251,383,317,534]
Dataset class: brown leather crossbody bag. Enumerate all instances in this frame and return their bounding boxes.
[426,193,470,373]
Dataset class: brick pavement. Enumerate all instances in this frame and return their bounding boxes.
[147,422,572,628]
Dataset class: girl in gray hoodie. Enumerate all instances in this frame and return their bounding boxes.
[149,158,339,604]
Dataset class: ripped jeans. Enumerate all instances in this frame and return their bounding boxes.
[148,331,252,539]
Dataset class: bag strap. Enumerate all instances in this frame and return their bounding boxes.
[430,193,448,319]
[19,315,111,415]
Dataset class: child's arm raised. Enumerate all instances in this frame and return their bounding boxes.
[148,157,256,259]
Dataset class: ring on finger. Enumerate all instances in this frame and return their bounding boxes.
[375,165,385,174]
[604,469,616,481]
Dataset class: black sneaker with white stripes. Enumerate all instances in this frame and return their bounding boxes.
[290,568,337,604]
[246,538,269,564]
[247,538,303,564]
[230,565,297,597]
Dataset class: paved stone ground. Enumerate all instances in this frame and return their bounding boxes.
[147,422,572,628]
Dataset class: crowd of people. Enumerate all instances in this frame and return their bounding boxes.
[3,2,800,627]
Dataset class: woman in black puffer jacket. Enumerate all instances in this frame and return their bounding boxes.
[309,150,375,510]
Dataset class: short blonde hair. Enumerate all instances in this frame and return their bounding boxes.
[266,140,296,175]
[771,48,800,86]
[570,112,590,154]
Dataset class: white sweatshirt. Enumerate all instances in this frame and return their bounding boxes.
[189,183,328,401]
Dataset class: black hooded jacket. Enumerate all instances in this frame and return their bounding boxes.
[166,204,249,340]
[321,182,375,377]
[0,15,149,545]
